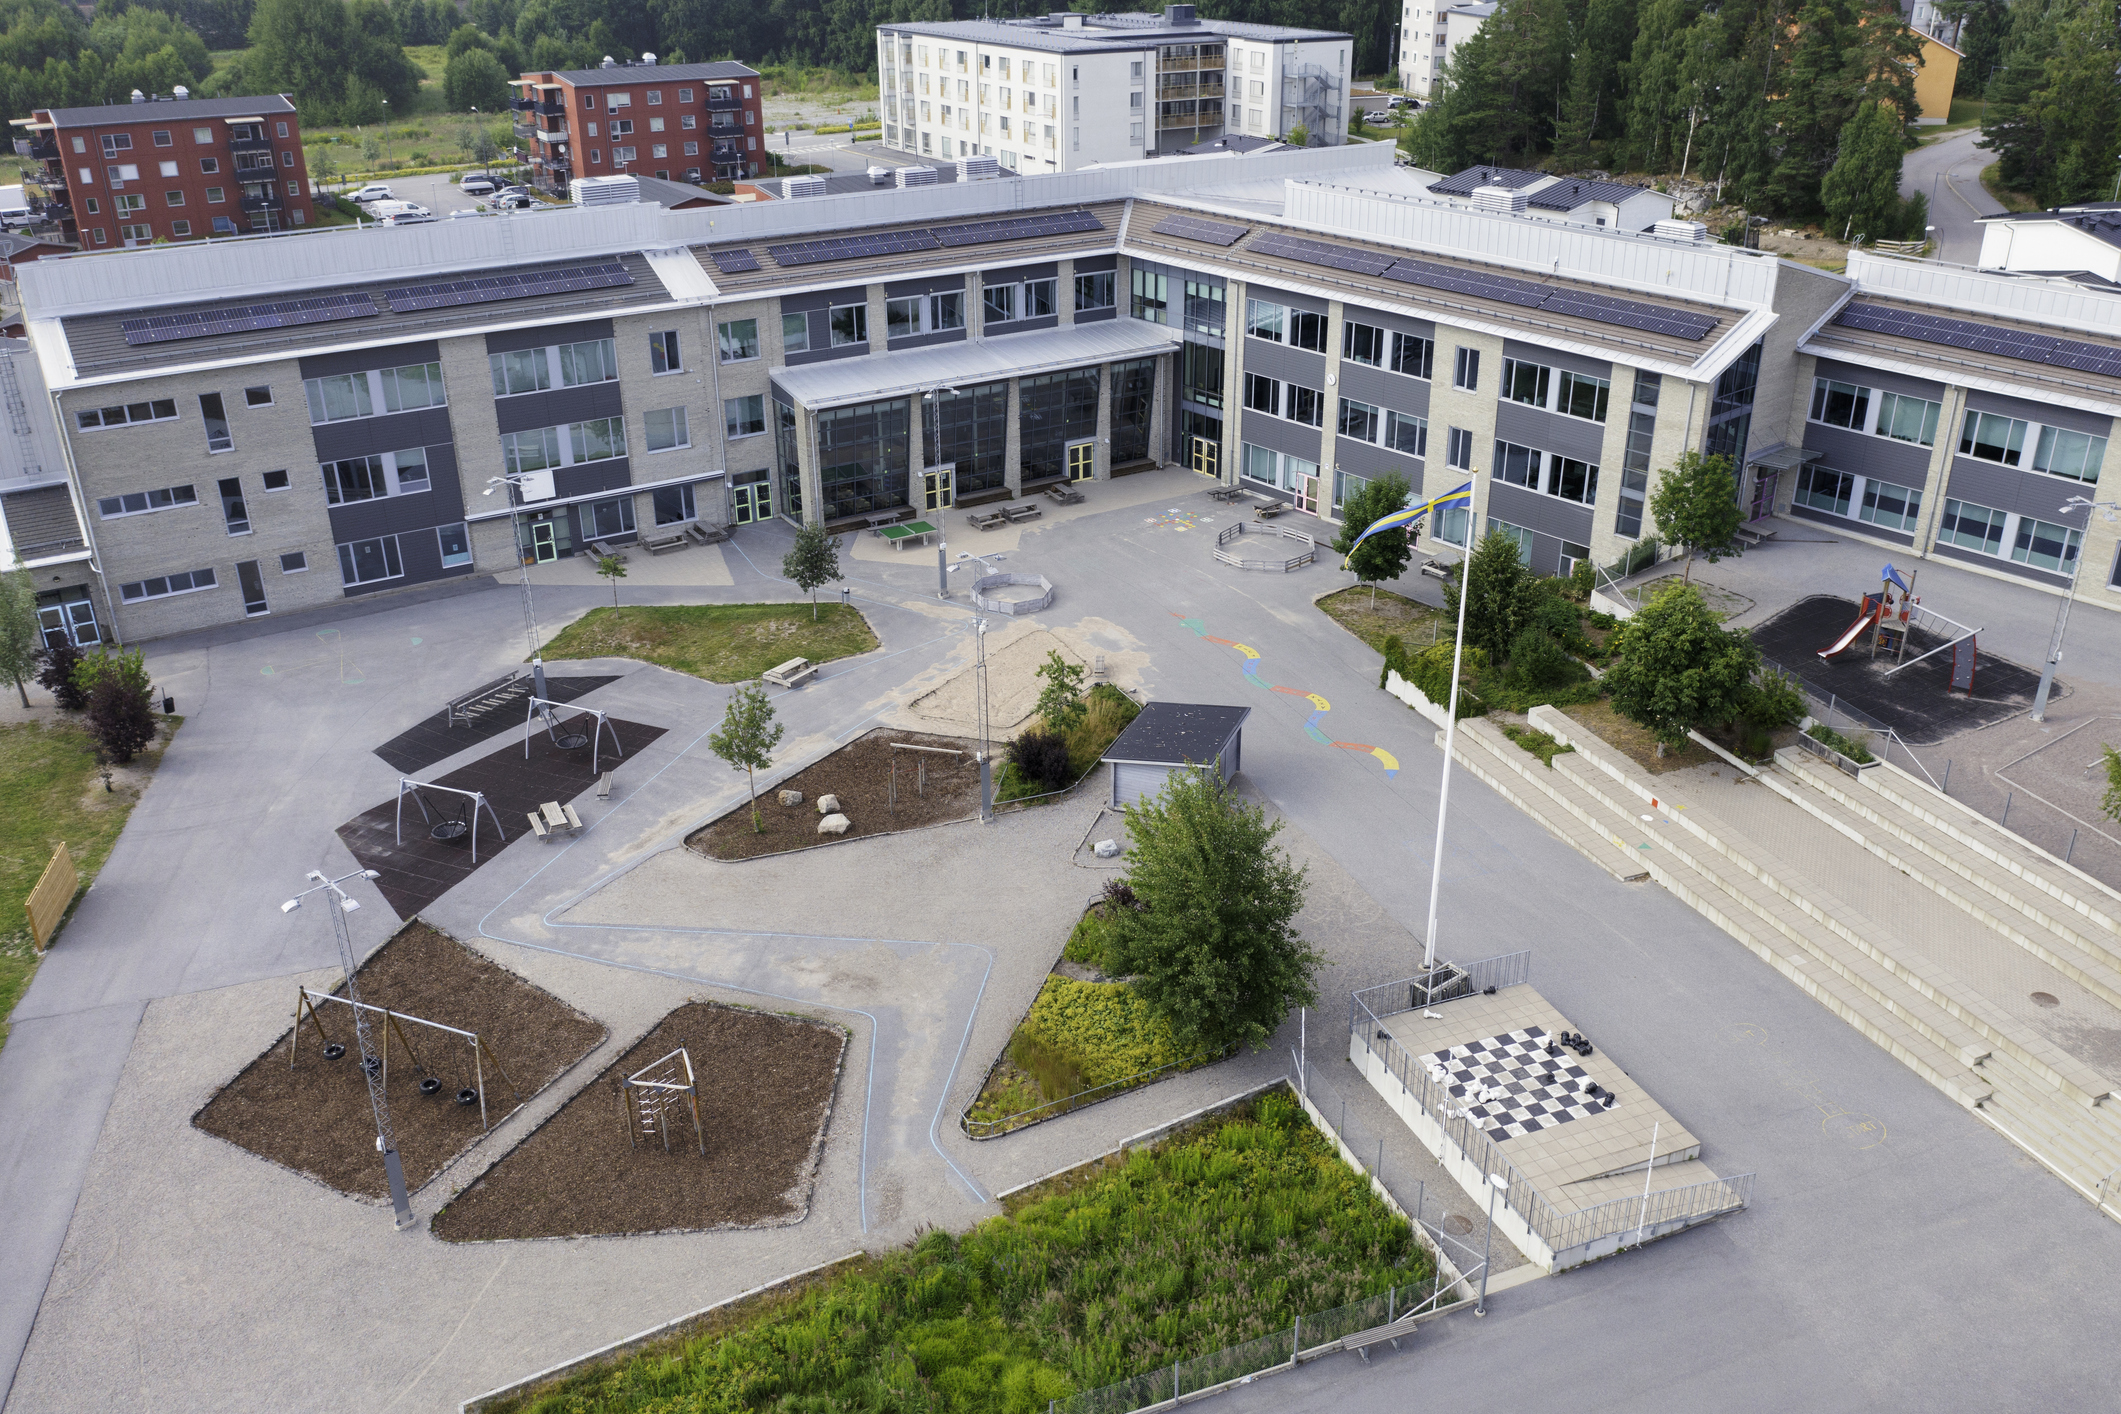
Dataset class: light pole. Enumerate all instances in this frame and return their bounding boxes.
[282,868,414,1230]
[1475,1170,1507,1315]
[483,472,549,697]
[2031,495,2121,720]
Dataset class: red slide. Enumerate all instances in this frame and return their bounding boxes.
[1819,595,1883,661]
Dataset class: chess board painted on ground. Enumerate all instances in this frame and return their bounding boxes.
[1423,1026,1614,1141]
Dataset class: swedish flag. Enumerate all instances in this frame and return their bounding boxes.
[1340,481,1473,569]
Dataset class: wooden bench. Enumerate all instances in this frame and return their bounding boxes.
[596,770,614,800]
[968,509,1008,532]
[1003,503,1043,524]
[586,538,629,560]
[1419,559,1453,580]
[527,800,583,842]
[1342,1319,1418,1362]
[1043,483,1084,505]
[685,522,730,546]
[763,657,820,689]
[641,531,687,555]
[1254,501,1288,520]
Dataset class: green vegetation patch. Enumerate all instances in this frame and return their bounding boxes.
[1500,725,1574,768]
[1806,722,1875,764]
[500,1091,1424,1414]
[995,683,1138,804]
[1316,585,1445,656]
[537,603,878,683]
[965,974,1201,1133]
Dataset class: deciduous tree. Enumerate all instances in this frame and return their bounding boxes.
[1650,449,1743,583]
[708,681,783,833]
[1033,649,1086,735]
[1603,581,1759,750]
[781,523,844,621]
[1330,470,1414,607]
[0,565,40,708]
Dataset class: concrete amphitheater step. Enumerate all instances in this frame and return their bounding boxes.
[1438,718,1652,884]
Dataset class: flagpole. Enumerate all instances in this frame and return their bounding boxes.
[1422,523,1475,976]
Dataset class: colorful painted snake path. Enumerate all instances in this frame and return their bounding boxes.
[1173,615,1401,777]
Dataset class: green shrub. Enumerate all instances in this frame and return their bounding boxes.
[1742,667,1808,730]
[1406,641,1487,717]
[1569,558,1595,600]
[1007,1026,1087,1104]
[1506,626,1580,691]
[1064,908,1110,969]
[1023,977,1189,1085]
[1500,725,1574,767]
[1008,727,1072,790]
[1739,725,1774,759]
[1534,593,1582,641]
[1807,722,1874,763]
[1587,609,1619,631]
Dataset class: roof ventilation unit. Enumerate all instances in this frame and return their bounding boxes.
[641,51,657,64]
[1165,3,1199,22]
[896,165,939,188]
[129,89,146,104]
[600,55,617,68]
[955,154,999,182]
[784,173,829,198]
[172,85,189,100]
[868,164,891,185]
[1470,184,1527,215]
[570,174,640,206]
[1652,219,1710,243]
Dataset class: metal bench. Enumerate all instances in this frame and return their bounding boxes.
[1004,503,1043,524]
[968,509,1008,532]
[444,670,527,729]
[762,657,820,689]
[641,531,687,555]
[1342,1318,1418,1362]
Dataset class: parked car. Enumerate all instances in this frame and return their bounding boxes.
[458,175,497,195]
[371,201,434,225]
[494,192,535,210]
[349,182,394,203]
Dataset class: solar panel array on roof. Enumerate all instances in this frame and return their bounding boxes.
[1835,301,2121,379]
[767,229,942,267]
[932,209,1105,247]
[384,262,633,313]
[1247,230,1718,341]
[120,292,378,347]
[1153,213,1249,247]
[709,247,762,274]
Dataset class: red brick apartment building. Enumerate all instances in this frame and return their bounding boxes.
[513,58,764,197]
[17,90,313,248]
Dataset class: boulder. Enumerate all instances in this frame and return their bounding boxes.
[778,789,804,807]
[816,793,841,814]
[818,813,852,836]
[1093,839,1121,859]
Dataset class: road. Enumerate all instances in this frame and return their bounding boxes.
[1901,125,2004,265]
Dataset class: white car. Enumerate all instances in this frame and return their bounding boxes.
[372,202,434,225]
[458,175,497,196]
[349,183,394,203]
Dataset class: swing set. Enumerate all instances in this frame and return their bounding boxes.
[525,696,625,774]
[290,986,521,1133]
[394,779,508,860]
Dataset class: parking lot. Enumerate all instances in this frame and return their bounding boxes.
[324,170,541,220]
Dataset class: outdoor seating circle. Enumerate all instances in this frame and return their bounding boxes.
[971,572,1056,616]
[1213,520,1317,573]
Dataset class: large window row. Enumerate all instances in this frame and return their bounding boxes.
[1341,321,1433,380]
[305,361,447,424]
[1494,439,1598,505]
[1243,372,1322,427]
[1336,397,1426,457]
[1501,357,1610,423]
[1240,442,1319,493]
[502,417,626,475]
[489,339,620,397]
[1938,496,2081,574]
[1246,298,1327,352]
[887,291,965,339]
[1808,377,1944,448]
[1792,464,1923,534]
[96,482,196,518]
[1958,409,2108,482]
[323,447,430,504]
[118,565,215,602]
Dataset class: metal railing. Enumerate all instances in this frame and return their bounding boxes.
[1756,651,1943,791]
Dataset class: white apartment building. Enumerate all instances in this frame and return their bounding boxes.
[877,4,1352,174]
[1401,0,1493,98]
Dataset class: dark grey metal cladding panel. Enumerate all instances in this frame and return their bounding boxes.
[1485,478,1595,543]
[1962,388,2115,439]
[1338,302,1435,341]
[1810,356,1946,403]
[1521,532,1563,578]
[1947,458,2096,521]
[1336,361,1429,417]
[886,274,969,299]
[1501,338,1611,383]
[1803,421,1933,490]
[1333,437,1423,489]
[1238,412,1321,462]
[888,328,968,353]
[310,407,454,461]
[1073,254,1119,273]
[341,525,476,597]
[484,318,616,356]
[1245,283,1328,316]
[1075,305,1117,324]
[769,380,793,406]
[1928,539,2071,589]
[299,339,442,380]
[1786,502,1914,546]
[781,286,865,314]
[984,261,1059,284]
[554,458,632,500]
[1242,337,1327,385]
[983,315,1061,336]
[493,382,626,436]
[1493,399,1607,464]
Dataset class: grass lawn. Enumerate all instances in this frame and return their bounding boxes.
[500,1091,1426,1413]
[1979,162,2044,214]
[1559,699,1712,776]
[537,602,879,682]
[0,718,175,1052]
[1316,585,1445,656]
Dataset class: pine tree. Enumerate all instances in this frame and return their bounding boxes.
[1821,99,1908,242]
[1405,26,1506,171]
[1620,0,1703,171]
[1553,0,1639,168]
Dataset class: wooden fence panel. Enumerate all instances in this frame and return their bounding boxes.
[25,842,76,953]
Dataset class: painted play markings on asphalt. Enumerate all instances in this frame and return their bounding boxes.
[260,628,367,686]
[1172,612,1400,778]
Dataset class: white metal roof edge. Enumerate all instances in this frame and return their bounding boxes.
[1847,248,2121,343]
[696,244,1125,308]
[1794,336,2121,418]
[769,319,1182,408]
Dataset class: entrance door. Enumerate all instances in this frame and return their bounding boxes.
[236,560,268,617]
[1067,440,1096,483]
[531,521,559,563]
[1749,469,1778,522]
[732,482,771,524]
[923,467,955,513]
[36,592,99,648]
[1293,473,1320,514]
[1190,435,1219,480]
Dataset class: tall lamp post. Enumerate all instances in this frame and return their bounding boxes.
[2031,495,2121,721]
[484,471,551,697]
[282,868,414,1230]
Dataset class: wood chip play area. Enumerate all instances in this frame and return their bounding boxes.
[687,728,983,860]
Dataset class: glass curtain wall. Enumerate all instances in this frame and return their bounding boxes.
[817,398,911,521]
[1020,367,1100,484]
[1705,342,1761,471]
[1111,357,1156,465]
[773,395,803,521]
[927,382,1009,494]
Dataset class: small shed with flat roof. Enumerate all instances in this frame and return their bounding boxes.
[1100,701,1250,807]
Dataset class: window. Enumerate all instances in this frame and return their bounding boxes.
[1287,310,1326,352]
[783,311,812,352]
[200,158,218,174]
[1860,479,1923,533]
[1132,268,1168,323]
[304,362,443,422]
[569,417,624,463]
[323,451,428,503]
[1809,377,1871,431]
[205,186,223,203]
[490,348,551,396]
[217,477,248,534]
[384,362,446,411]
[1241,442,1278,484]
[262,469,289,491]
[2013,516,2082,573]
[1495,440,1597,504]
[1243,372,1279,416]
[152,130,171,147]
[337,535,403,586]
[193,126,211,143]
[889,293,963,338]
[200,393,232,452]
[170,220,190,236]
[679,87,694,101]
[437,523,472,568]
[1615,371,1659,539]
[76,398,178,431]
[608,92,631,108]
[1026,277,1057,319]
[1794,464,1854,517]
[276,121,289,138]
[1075,270,1115,311]
[1180,342,1223,408]
[1502,358,1549,409]
[1337,397,1379,443]
[649,330,682,373]
[717,318,759,362]
[501,426,562,475]
[559,338,618,386]
[636,405,692,453]
[1488,517,1532,559]
[647,89,663,104]
[1342,321,1385,367]
[1435,500,1471,546]
[613,147,638,162]
[1958,410,2027,466]
[101,134,132,155]
[96,484,197,518]
[983,282,1017,323]
[118,223,152,244]
[829,304,868,346]
[1938,498,2007,555]
[243,385,272,407]
[1873,390,1942,447]
[1386,411,1427,457]
[1453,346,1479,391]
[1555,370,1610,423]
[1445,426,1473,470]
[2033,426,2108,483]
[683,116,697,130]
[715,396,761,442]
[279,551,307,574]
[1391,333,1435,380]
[118,567,217,602]
[1246,298,1284,341]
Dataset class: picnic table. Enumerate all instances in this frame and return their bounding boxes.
[1254,500,1288,520]
[1043,484,1084,506]
[528,800,583,842]
[1003,504,1042,524]
[1206,483,1245,502]
[968,509,1008,532]
[763,657,820,688]
[879,519,938,550]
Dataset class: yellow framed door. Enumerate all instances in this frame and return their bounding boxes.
[1067,441,1095,482]
[1190,436,1219,479]
[923,468,954,512]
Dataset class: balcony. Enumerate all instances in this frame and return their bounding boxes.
[509,95,535,112]
[240,185,284,212]
[705,89,742,111]
[513,121,534,142]
[228,134,273,154]
[711,138,743,161]
[534,125,570,144]
[536,98,565,116]
[28,137,56,161]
